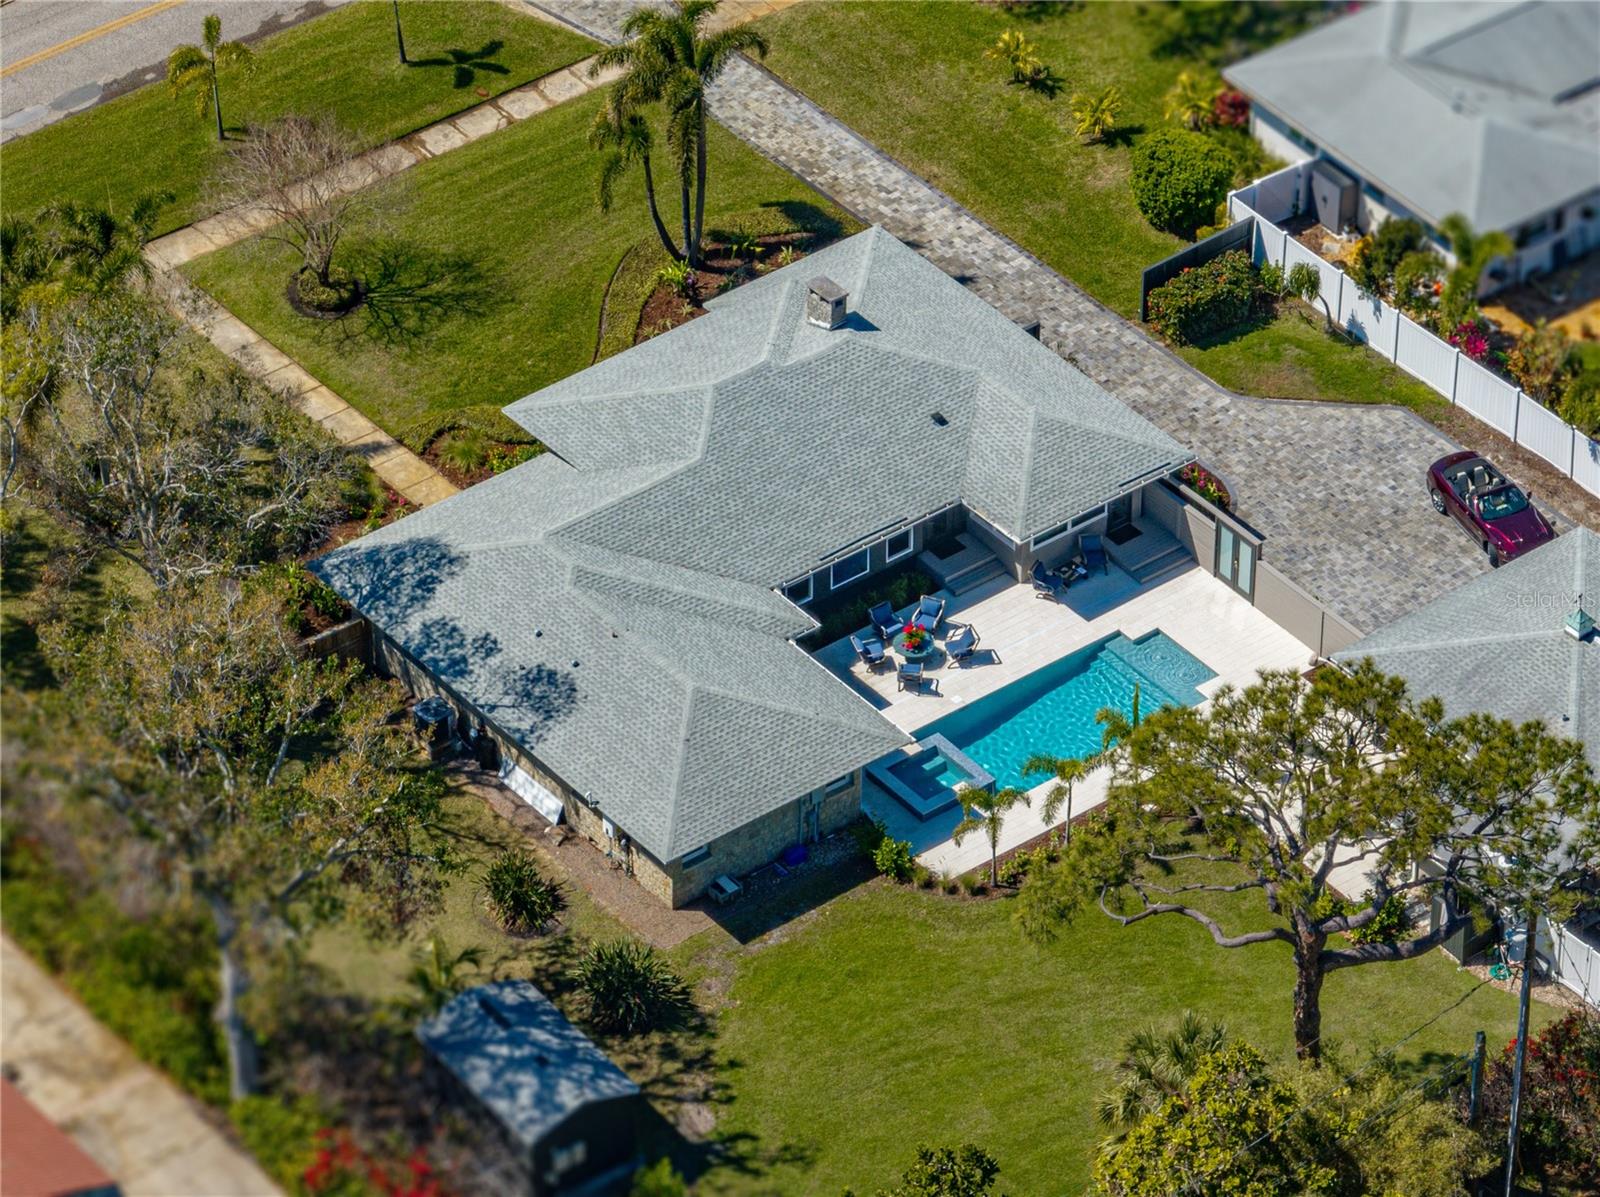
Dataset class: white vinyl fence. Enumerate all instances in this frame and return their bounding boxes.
[1230,164,1600,499]
[1549,918,1600,1008]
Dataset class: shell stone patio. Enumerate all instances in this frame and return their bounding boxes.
[811,562,1314,876]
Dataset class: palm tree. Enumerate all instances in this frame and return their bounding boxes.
[985,31,1043,84]
[1286,260,1335,333]
[590,0,768,267]
[397,936,485,1019]
[1069,85,1122,144]
[46,191,173,295]
[589,97,681,262]
[1022,754,1090,848]
[1437,212,1514,333]
[952,785,1031,887]
[1163,69,1216,131]
[1095,1010,1228,1136]
[167,13,254,142]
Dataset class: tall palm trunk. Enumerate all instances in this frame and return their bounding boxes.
[640,154,681,261]
[679,177,693,269]
[210,57,224,141]
[691,103,708,267]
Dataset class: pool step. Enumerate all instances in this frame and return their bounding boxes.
[947,557,1009,595]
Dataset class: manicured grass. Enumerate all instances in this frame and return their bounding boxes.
[698,878,1544,1195]
[183,89,854,438]
[752,1,1204,317]
[0,2,593,233]
[1178,305,1453,418]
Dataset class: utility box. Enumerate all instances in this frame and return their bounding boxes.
[1310,161,1357,232]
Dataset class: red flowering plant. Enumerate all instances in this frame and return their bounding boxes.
[899,622,929,652]
[1211,90,1249,128]
[303,1130,445,1197]
[1178,462,1230,509]
[1471,1009,1600,1190]
[1447,318,1491,362]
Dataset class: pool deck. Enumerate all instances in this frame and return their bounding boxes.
[812,562,1314,875]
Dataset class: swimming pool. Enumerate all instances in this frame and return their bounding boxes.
[915,630,1215,793]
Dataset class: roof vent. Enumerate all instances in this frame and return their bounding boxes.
[1564,595,1595,642]
[806,276,848,330]
[931,411,949,427]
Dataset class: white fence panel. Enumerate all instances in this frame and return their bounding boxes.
[1550,921,1600,1008]
[1254,216,1286,268]
[1515,396,1575,473]
[1283,238,1344,324]
[1573,433,1600,499]
[1338,285,1398,360]
[1251,163,1307,223]
[1454,357,1519,438]
[1394,314,1456,394]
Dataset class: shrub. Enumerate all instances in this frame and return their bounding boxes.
[631,1159,689,1197]
[1130,129,1234,238]
[913,864,935,889]
[656,259,696,298]
[1070,85,1122,144]
[984,30,1044,84]
[940,873,960,895]
[1145,249,1260,345]
[230,1095,328,1192]
[578,940,692,1035]
[1392,250,1445,318]
[435,429,490,475]
[1211,89,1249,128]
[258,563,349,634]
[482,849,565,935]
[852,816,888,859]
[487,443,540,475]
[873,836,915,883]
[1507,321,1575,403]
[1447,318,1491,362]
[959,872,985,896]
[1560,369,1600,436]
[1351,218,1423,296]
[1473,1009,1600,1190]
[1256,261,1284,297]
[1178,463,1230,508]
[1310,892,1412,946]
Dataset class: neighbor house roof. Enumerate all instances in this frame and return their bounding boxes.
[0,1080,119,1197]
[1225,1,1600,233]
[417,981,638,1150]
[1332,529,1599,774]
[314,227,1191,862]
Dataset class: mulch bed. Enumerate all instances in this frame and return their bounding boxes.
[635,229,832,345]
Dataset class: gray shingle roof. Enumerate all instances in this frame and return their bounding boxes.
[1225,1,1600,232]
[417,981,638,1149]
[1332,529,1599,773]
[314,227,1190,861]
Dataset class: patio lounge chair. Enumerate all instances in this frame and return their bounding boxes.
[867,600,901,641]
[945,623,979,666]
[897,661,936,693]
[913,593,945,631]
[1031,559,1064,601]
[1079,534,1108,575]
[850,633,889,671]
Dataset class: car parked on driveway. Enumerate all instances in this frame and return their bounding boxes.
[1426,451,1555,566]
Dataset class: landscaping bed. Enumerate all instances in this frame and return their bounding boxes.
[634,229,828,344]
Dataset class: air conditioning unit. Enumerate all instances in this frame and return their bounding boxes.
[1310,161,1358,232]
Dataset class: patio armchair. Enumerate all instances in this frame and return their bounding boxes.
[867,600,901,642]
[1079,534,1108,575]
[850,633,889,671]
[1031,559,1064,601]
[897,661,936,694]
[913,593,945,631]
[945,623,979,666]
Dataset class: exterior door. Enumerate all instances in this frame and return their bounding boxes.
[1214,522,1256,600]
[1106,493,1133,534]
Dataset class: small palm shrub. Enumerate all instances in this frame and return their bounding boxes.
[482,849,565,935]
[872,836,914,883]
[1070,85,1122,144]
[1163,69,1219,131]
[725,231,763,260]
[984,30,1044,84]
[1129,128,1233,238]
[436,429,491,475]
[578,940,692,1035]
[656,258,696,298]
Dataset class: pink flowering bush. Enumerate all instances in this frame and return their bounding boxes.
[1447,319,1491,362]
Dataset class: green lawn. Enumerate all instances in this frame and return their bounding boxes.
[183,88,854,439]
[697,878,1542,1195]
[751,1,1205,318]
[0,1,593,234]
[1179,305,1453,418]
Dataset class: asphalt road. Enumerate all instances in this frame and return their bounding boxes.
[0,0,345,142]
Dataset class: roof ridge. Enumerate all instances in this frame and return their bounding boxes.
[1348,628,1556,656]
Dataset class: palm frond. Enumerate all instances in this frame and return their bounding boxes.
[697,26,768,78]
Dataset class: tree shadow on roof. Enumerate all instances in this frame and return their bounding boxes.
[314,536,467,617]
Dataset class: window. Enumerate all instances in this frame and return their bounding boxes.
[783,575,812,606]
[885,529,913,562]
[551,1142,588,1175]
[681,845,711,868]
[830,547,871,588]
[825,772,853,796]
[1030,504,1105,551]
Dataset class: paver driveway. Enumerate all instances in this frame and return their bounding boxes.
[534,0,1490,634]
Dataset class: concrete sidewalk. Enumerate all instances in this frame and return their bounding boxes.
[1,936,281,1197]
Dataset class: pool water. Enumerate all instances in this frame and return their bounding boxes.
[888,752,966,799]
[918,631,1214,792]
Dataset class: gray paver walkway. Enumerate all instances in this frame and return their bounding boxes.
[1,936,282,1197]
[535,0,1489,633]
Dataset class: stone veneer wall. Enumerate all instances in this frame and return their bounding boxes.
[367,626,864,908]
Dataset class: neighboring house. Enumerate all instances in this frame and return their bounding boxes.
[418,981,642,1196]
[0,1079,121,1197]
[1332,529,1600,1004]
[313,226,1194,906]
[1225,1,1600,287]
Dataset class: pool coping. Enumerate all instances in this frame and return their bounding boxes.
[866,732,995,820]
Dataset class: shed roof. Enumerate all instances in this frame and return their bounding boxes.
[417,981,639,1150]
[1225,1,1600,232]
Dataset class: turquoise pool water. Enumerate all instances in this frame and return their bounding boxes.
[917,630,1215,793]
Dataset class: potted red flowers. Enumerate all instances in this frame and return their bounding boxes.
[900,622,929,652]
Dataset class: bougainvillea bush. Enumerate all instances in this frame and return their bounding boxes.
[1447,318,1491,362]
[1146,250,1261,346]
